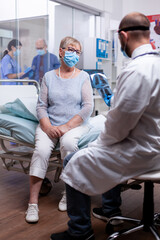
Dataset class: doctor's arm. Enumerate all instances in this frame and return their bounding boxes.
[7,72,24,79]
[100,70,151,145]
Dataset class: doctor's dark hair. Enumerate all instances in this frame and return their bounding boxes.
[2,39,22,59]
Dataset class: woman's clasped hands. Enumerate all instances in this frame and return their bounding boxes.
[45,124,71,139]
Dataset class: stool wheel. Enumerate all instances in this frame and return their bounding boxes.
[154,213,160,226]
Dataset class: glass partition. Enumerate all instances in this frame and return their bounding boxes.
[0,0,49,82]
[48,1,96,69]
[73,8,96,69]
[16,0,49,73]
[0,0,96,81]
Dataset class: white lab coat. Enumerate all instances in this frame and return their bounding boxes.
[61,44,160,196]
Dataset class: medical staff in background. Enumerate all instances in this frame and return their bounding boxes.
[31,38,60,84]
[0,39,24,84]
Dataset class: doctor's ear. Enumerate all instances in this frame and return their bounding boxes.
[119,31,129,41]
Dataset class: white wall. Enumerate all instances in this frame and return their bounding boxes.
[69,0,112,13]
[68,0,123,40]
[122,0,160,16]
[110,0,123,21]
[71,0,160,20]
[0,0,16,21]
[0,0,48,21]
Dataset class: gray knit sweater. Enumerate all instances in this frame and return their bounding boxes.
[36,70,93,126]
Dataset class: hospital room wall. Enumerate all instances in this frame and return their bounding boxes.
[0,0,159,76]
[66,0,122,18]
[122,0,160,16]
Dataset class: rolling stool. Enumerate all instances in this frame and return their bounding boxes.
[106,170,160,240]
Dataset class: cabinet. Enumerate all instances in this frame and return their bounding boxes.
[83,37,112,115]
[83,37,112,81]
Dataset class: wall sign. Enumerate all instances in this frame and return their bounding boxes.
[147,14,160,50]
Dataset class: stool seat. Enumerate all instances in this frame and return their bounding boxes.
[134,170,160,182]
[106,170,160,240]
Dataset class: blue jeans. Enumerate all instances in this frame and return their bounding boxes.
[102,185,121,214]
[64,152,122,235]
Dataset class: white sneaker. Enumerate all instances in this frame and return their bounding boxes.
[25,203,39,223]
[58,191,67,211]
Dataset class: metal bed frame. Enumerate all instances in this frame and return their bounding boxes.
[0,134,62,183]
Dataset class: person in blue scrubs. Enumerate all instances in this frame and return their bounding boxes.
[31,39,60,85]
[1,39,24,85]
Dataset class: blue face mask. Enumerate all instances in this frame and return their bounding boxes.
[37,49,45,56]
[63,51,79,67]
[13,49,20,57]
[120,47,129,58]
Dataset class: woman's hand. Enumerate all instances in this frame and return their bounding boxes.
[40,118,62,139]
[44,125,62,139]
[57,115,84,136]
[57,124,71,136]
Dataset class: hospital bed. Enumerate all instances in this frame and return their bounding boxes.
[0,79,105,194]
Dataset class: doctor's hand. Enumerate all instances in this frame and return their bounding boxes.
[45,125,62,139]
[17,72,25,78]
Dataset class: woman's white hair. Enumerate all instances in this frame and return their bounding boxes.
[59,36,82,51]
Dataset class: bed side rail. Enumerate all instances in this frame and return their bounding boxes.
[0,79,40,94]
[0,79,40,105]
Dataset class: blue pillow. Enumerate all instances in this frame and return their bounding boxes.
[4,98,38,122]
[0,113,38,144]
[78,115,106,149]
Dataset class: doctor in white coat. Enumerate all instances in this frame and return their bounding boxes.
[50,12,160,240]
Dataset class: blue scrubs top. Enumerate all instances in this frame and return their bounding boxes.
[31,52,60,82]
[0,54,22,85]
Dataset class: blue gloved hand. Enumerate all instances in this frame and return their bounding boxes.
[90,73,113,107]
[28,70,34,78]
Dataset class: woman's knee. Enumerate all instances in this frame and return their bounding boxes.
[60,135,78,152]
[34,140,54,160]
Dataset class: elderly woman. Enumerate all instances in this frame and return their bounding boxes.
[25,36,93,223]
